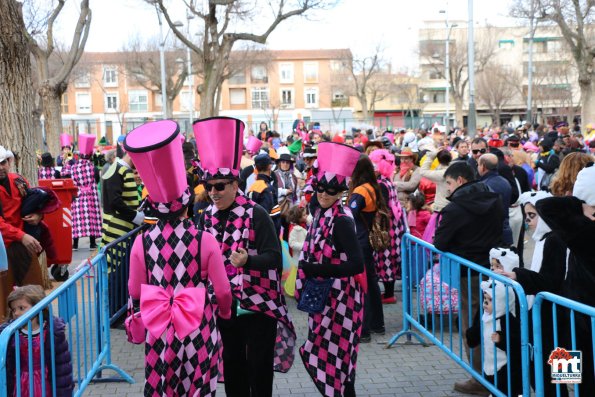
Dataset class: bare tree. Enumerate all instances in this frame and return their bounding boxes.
[421,27,498,126]
[122,37,189,119]
[22,0,91,155]
[392,74,425,125]
[151,0,332,118]
[343,49,388,121]
[477,64,522,126]
[0,0,40,182]
[512,0,595,124]
[327,58,353,123]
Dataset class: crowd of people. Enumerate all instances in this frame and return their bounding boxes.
[0,117,594,396]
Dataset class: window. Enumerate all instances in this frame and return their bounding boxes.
[251,87,268,109]
[281,88,294,107]
[431,91,446,103]
[304,62,318,83]
[230,88,246,105]
[103,66,118,87]
[251,65,268,83]
[331,60,347,72]
[105,93,118,111]
[129,90,148,112]
[498,40,514,50]
[74,72,91,88]
[76,93,91,113]
[429,71,442,80]
[332,91,348,107]
[279,63,294,84]
[305,87,318,108]
[61,94,69,113]
[180,91,193,111]
[229,70,246,85]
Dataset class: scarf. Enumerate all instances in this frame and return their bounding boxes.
[399,162,414,180]
[300,200,349,266]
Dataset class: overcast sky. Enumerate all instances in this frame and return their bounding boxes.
[56,0,517,72]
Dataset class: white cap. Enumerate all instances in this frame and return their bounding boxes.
[489,247,519,272]
[573,164,595,206]
[0,146,14,162]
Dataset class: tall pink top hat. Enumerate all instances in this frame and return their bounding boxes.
[78,134,96,158]
[124,120,190,216]
[193,116,245,181]
[245,135,263,156]
[316,142,361,190]
[60,133,73,149]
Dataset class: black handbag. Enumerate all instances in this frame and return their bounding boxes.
[297,278,334,314]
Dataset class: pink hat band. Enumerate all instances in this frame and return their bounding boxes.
[124,120,188,205]
[193,117,245,180]
[78,134,96,156]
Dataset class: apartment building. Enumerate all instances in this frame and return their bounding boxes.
[60,49,354,143]
[418,21,582,127]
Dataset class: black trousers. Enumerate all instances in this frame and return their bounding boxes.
[219,310,278,397]
[362,247,384,335]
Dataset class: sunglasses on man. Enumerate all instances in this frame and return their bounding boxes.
[471,148,487,155]
[316,184,340,196]
[204,180,234,192]
[508,142,520,148]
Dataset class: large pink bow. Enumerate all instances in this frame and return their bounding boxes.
[140,285,206,339]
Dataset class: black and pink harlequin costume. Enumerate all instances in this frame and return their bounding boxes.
[193,117,296,396]
[296,142,366,397]
[125,120,233,397]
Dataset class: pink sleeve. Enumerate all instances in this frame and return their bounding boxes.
[127,235,146,300]
[201,232,232,319]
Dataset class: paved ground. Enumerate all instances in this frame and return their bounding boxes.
[60,237,533,396]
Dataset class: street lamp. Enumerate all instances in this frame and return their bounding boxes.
[467,0,477,136]
[186,11,194,133]
[154,4,182,119]
[439,7,457,129]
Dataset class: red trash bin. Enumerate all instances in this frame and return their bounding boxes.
[38,179,78,265]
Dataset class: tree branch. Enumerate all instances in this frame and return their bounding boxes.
[155,0,203,56]
[53,0,91,85]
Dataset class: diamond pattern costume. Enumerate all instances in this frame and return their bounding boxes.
[137,221,222,397]
[37,166,57,180]
[296,201,364,397]
[202,194,296,373]
[374,176,406,281]
[70,159,102,238]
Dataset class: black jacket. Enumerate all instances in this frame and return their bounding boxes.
[434,181,504,272]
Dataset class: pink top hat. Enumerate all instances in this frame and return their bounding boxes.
[60,133,73,148]
[316,142,361,189]
[246,135,263,155]
[193,117,245,180]
[78,134,96,157]
[124,120,189,210]
[523,141,539,153]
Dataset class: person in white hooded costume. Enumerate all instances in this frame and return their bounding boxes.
[466,280,522,397]
[494,191,568,396]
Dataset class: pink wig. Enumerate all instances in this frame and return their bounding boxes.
[368,149,396,178]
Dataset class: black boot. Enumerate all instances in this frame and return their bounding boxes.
[89,236,97,250]
[73,238,78,251]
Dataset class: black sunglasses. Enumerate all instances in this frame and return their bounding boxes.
[508,142,520,148]
[205,180,234,192]
[316,184,340,196]
[472,148,487,154]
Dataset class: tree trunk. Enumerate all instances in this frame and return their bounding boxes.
[40,83,64,155]
[166,97,174,119]
[494,109,501,127]
[454,96,464,128]
[580,77,595,126]
[0,0,40,184]
[360,96,369,121]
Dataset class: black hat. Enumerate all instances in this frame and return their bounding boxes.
[276,153,295,163]
[303,147,317,158]
[507,134,520,142]
[41,152,54,167]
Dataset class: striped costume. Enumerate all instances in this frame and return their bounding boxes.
[101,160,139,245]
[70,159,102,238]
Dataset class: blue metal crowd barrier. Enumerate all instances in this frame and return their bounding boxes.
[0,251,133,397]
[387,233,531,397]
[104,226,145,325]
[533,292,595,396]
